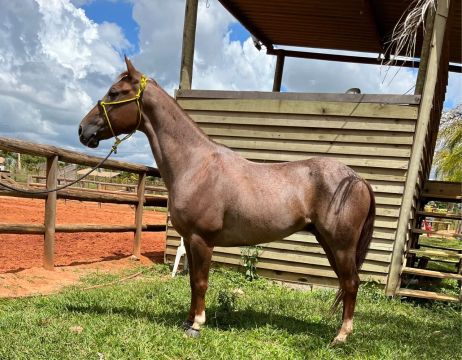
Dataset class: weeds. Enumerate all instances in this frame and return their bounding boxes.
[240,245,261,281]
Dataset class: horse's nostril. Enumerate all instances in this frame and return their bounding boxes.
[78,125,83,136]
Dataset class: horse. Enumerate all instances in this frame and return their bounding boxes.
[79,57,375,345]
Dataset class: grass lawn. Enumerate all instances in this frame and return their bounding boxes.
[419,236,462,251]
[0,265,460,360]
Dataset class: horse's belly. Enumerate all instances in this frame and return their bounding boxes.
[214,210,309,247]
[213,191,309,246]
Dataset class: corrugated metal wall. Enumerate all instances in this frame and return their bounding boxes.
[166,90,419,287]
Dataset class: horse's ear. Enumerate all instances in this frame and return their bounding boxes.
[124,55,137,78]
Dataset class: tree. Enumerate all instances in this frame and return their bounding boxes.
[20,154,44,173]
[0,151,44,173]
[433,104,462,182]
[0,150,17,171]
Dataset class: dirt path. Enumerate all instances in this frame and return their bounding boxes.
[0,257,157,298]
[0,196,167,296]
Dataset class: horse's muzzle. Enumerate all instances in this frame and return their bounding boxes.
[79,124,100,148]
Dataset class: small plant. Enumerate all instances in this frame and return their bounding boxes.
[240,245,261,281]
[212,289,238,327]
[217,290,237,314]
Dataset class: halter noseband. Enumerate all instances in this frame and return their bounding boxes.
[98,74,148,153]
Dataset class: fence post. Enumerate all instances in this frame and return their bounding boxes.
[44,155,58,270]
[133,172,146,258]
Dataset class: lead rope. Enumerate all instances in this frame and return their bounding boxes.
[0,144,117,195]
[0,75,148,195]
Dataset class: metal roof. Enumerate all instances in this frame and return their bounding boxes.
[218,0,461,65]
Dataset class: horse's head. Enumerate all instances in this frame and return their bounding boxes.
[79,56,147,148]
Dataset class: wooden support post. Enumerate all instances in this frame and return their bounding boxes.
[179,0,198,90]
[272,54,285,92]
[415,7,436,95]
[133,172,146,258]
[43,155,58,270]
[386,0,450,295]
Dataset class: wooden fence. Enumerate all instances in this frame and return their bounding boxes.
[28,175,168,194]
[0,137,167,270]
[165,90,421,288]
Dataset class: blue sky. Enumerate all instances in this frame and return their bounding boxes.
[228,22,250,43]
[82,0,140,54]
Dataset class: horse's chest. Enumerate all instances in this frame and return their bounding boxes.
[169,194,224,236]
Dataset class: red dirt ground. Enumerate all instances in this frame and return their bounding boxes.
[0,196,167,274]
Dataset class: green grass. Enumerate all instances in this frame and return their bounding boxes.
[419,236,462,251]
[0,265,460,360]
[417,236,461,275]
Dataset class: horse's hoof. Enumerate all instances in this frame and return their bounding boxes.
[330,335,347,347]
[182,320,193,330]
[184,327,200,339]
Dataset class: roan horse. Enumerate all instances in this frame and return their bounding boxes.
[79,57,375,345]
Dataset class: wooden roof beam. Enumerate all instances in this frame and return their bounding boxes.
[266,48,462,73]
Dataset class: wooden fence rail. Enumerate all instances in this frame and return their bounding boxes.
[29,175,168,193]
[0,136,167,270]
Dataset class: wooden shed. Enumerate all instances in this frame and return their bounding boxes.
[166,0,461,300]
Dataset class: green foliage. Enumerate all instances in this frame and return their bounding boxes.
[0,150,17,170]
[21,154,44,172]
[0,151,44,172]
[434,104,462,181]
[217,290,238,313]
[213,290,238,327]
[240,245,261,281]
[117,171,138,183]
[0,265,461,359]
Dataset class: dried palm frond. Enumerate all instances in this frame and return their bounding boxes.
[382,0,437,84]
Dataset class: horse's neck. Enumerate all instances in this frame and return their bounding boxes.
[141,83,216,188]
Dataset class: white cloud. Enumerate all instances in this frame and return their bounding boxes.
[98,21,132,51]
[283,56,418,95]
[0,0,129,153]
[130,0,185,93]
[130,0,274,93]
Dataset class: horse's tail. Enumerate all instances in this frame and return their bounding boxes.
[355,181,375,271]
[330,180,375,314]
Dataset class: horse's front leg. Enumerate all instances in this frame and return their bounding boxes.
[184,234,213,338]
[182,238,195,330]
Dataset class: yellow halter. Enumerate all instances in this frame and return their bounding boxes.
[98,74,148,153]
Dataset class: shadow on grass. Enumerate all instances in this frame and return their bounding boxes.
[61,296,461,357]
[64,302,335,339]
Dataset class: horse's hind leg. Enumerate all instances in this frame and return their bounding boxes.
[312,230,338,277]
[184,234,213,338]
[313,228,358,344]
[331,248,360,345]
